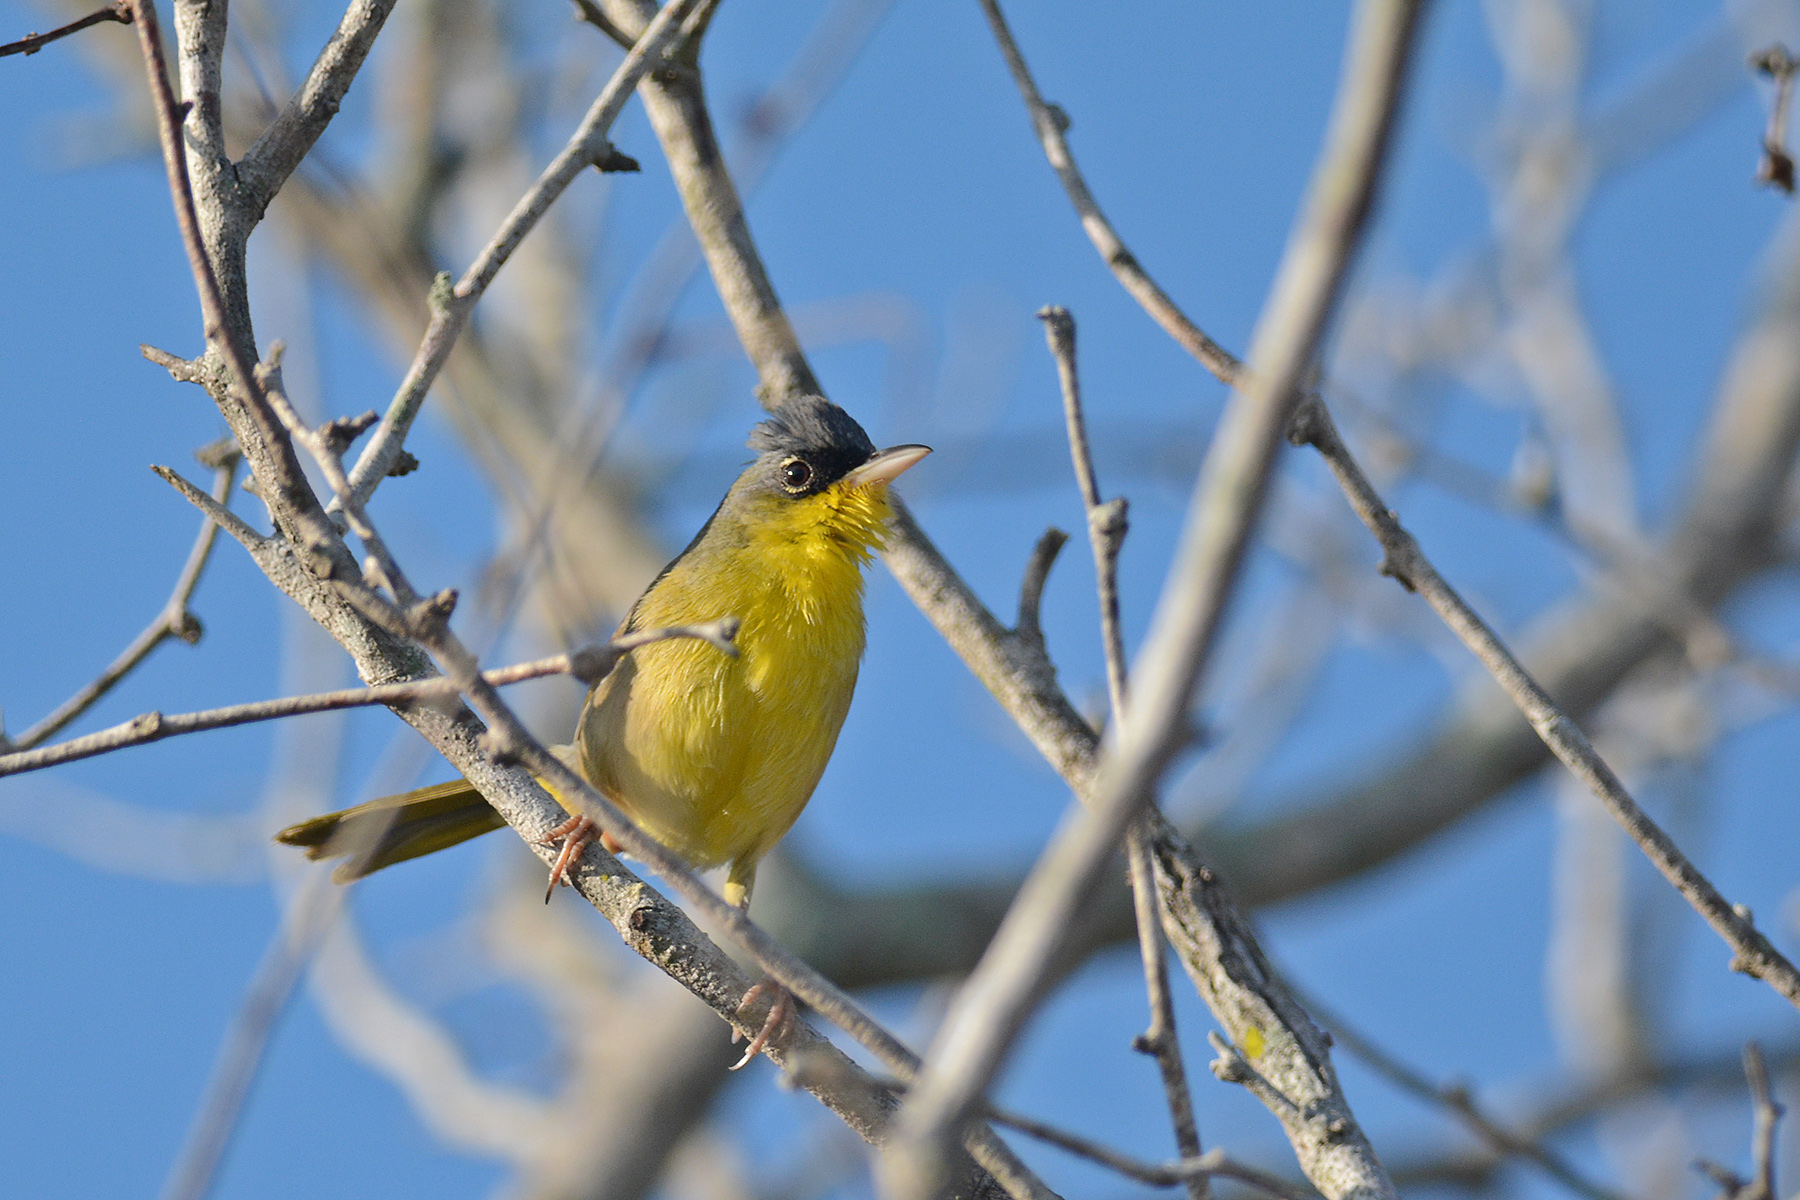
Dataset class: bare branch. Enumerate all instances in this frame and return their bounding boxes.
[1040,304,1206,1198]
[130,0,361,587]
[970,0,1800,991]
[257,355,421,605]
[593,0,821,406]
[236,0,400,215]
[1012,527,1068,653]
[887,0,1426,1191]
[1695,1043,1784,1200]
[1744,1044,1781,1200]
[1038,310,1125,704]
[0,616,738,779]
[5,446,239,752]
[976,1,1239,384]
[569,0,634,50]
[1344,1037,1800,1193]
[0,2,131,59]
[986,1110,1309,1200]
[1149,818,1393,1200]
[790,1056,1299,1200]
[148,462,268,549]
[1287,394,1800,1009]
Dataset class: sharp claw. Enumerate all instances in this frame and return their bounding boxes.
[730,979,793,1070]
[536,815,597,902]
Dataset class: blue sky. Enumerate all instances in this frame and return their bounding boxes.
[3,1,1800,1197]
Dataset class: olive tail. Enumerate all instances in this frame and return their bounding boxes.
[274,779,507,882]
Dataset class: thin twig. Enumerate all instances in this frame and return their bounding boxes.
[235,0,400,213]
[333,0,702,521]
[255,353,420,606]
[986,1109,1310,1200]
[887,1,1426,1194]
[1745,1044,1781,1200]
[1696,1042,1784,1200]
[128,0,356,583]
[1293,980,1631,1200]
[976,0,1240,385]
[0,619,738,779]
[1286,395,1800,1009]
[147,461,273,548]
[788,1056,1291,1199]
[1039,304,1207,1199]
[1013,528,1068,653]
[1325,388,1789,691]
[597,0,821,407]
[0,1,131,58]
[569,0,633,49]
[5,447,239,752]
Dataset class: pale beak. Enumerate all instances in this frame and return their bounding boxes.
[846,444,931,488]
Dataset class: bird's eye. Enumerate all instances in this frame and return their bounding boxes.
[780,458,813,491]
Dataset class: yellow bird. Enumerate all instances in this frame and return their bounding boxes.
[278,393,926,922]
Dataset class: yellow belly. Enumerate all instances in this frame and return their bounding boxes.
[572,499,871,884]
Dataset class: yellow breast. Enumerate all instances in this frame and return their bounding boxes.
[573,480,891,878]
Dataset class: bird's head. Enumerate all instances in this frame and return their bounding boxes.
[731,396,930,561]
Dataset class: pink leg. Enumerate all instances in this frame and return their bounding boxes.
[535,814,599,902]
[730,979,795,1070]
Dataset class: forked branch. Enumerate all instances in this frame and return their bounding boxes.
[0,2,131,59]
[3,444,239,753]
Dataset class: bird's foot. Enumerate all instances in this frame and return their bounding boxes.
[730,979,794,1070]
[535,815,622,902]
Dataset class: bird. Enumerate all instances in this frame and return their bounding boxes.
[275,394,928,1065]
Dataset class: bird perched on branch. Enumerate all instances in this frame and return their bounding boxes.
[276,395,928,1064]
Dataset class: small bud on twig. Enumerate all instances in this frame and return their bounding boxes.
[320,411,380,457]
